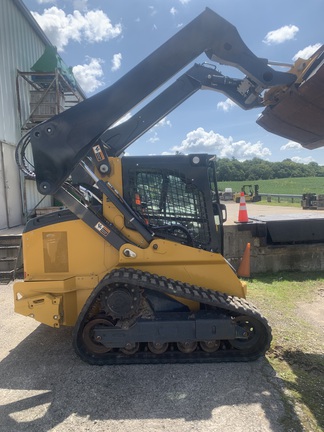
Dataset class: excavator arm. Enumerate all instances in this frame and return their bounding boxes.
[21,7,296,195]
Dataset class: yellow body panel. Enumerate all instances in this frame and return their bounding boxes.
[22,219,118,280]
[14,219,246,327]
[118,240,245,297]
[14,156,246,328]
[101,158,149,248]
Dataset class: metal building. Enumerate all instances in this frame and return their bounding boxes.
[0,0,84,230]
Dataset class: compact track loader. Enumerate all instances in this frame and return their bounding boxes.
[14,8,324,365]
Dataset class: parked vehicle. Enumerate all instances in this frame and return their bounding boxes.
[234,185,261,203]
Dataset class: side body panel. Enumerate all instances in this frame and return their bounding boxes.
[14,221,245,327]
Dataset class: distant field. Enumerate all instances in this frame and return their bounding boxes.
[218,177,324,195]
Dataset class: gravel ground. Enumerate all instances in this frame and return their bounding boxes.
[223,200,324,224]
[0,202,324,432]
[2,202,319,431]
[0,282,292,432]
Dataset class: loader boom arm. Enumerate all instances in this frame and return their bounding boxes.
[27,7,295,195]
[101,63,263,158]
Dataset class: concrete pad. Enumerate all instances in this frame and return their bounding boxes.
[223,200,324,225]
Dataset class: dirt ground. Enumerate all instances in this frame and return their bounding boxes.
[1,202,323,431]
[297,287,324,332]
[0,281,300,432]
[1,279,323,432]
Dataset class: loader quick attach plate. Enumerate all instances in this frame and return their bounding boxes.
[257,49,324,150]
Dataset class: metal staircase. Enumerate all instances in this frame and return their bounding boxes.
[0,234,23,284]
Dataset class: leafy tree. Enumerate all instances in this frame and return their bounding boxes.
[216,157,324,181]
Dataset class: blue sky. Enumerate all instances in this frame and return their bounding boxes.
[23,0,324,164]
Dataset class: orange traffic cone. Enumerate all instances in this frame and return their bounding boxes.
[237,242,251,278]
[237,191,249,223]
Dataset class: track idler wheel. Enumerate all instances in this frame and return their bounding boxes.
[148,342,169,354]
[120,342,140,355]
[177,341,197,353]
[199,340,221,353]
[229,315,263,351]
[82,318,113,354]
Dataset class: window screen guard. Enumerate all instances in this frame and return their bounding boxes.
[129,170,211,247]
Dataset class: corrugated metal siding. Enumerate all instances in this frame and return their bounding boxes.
[0,0,46,143]
[0,146,7,229]
[0,0,52,219]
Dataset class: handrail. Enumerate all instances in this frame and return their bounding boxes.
[259,193,302,203]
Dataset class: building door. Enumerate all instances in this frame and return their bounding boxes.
[0,141,23,228]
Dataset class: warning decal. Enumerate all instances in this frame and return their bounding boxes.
[92,144,105,162]
[94,222,110,237]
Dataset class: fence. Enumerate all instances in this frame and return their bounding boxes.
[259,193,302,203]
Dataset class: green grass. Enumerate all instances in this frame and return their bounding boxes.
[218,177,324,195]
[247,272,324,432]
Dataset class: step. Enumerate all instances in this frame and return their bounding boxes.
[0,235,22,247]
[0,257,17,272]
[0,231,23,283]
[0,265,23,284]
[0,245,20,259]
[0,269,15,285]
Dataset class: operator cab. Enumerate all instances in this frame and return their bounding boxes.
[122,154,226,254]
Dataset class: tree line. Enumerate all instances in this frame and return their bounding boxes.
[215,158,324,181]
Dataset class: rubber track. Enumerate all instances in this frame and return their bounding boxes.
[73,268,272,365]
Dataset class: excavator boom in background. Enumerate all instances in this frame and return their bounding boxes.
[13,8,324,365]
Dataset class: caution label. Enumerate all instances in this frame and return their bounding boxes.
[94,222,110,237]
[92,144,105,162]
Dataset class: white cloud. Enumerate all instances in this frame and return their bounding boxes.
[171,127,271,160]
[154,117,172,128]
[37,0,55,3]
[149,6,157,16]
[83,10,120,42]
[72,57,104,94]
[291,156,315,164]
[217,98,237,112]
[179,0,191,4]
[263,25,299,45]
[147,132,159,144]
[111,53,122,72]
[280,141,302,151]
[293,43,322,61]
[170,7,178,16]
[144,117,172,144]
[31,7,122,52]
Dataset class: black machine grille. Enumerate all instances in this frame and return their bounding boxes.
[129,170,211,246]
